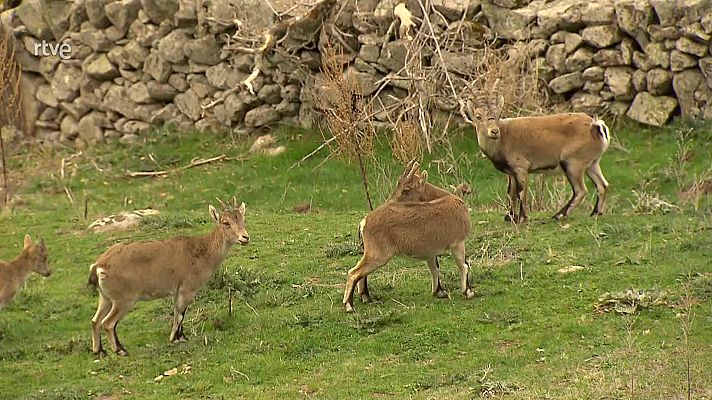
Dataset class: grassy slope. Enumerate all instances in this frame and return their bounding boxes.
[0,120,710,399]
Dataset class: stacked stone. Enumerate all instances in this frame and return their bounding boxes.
[7,0,309,146]
[482,0,712,126]
[5,0,712,148]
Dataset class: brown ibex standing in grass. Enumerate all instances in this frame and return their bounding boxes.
[0,235,51,309]
[88,197,250,356]
[460,95,611,223]
[344,161,473,312]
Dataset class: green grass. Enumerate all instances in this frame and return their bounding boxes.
[0,119,711,399]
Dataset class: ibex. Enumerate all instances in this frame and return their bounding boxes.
[88,197,250,356]
[344,161,474,312]
[0,235,51,309]
[460,95,610,223]
[355,160,457,302]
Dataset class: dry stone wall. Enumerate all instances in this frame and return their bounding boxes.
[2,0,712,146]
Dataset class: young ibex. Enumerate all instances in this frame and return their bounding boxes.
[355,160,457,302]
[460,96,610,223]
[344,161,473,312]
[88,197,250,356]
[0,235,51,309]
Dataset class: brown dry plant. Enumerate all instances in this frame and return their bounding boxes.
[0,28,23,205]
[315,41,376,210]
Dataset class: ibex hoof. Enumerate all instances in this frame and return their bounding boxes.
[464,289,475,299]
[435,289,449,299]
[344,303,355,313]
[360,293,374,303]
[93,349,107,358]
[590,211,603,217]
[116,349,128,357]
[504,213,515,222]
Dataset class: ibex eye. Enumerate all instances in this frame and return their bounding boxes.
[222,221,230,227]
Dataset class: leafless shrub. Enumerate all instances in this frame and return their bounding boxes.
[315,42,376,209]
[390,117,422,165]
[0,30,23,205]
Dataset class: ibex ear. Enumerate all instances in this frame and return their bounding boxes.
[419,170,428,184]
[238,202,246,215]
[208,205,220,224]
[23,234,33,249]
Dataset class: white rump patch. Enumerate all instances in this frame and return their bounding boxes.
[591,116,610,145]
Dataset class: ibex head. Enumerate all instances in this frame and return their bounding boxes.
[210,196,250,245]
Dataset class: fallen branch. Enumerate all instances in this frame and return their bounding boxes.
[126,154,238,178]
[288,135,337,171]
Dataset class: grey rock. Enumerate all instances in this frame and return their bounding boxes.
[548,71,583,94]
[441,51,477,75]
[60,115,78,138]
[105,0,141,31]
[583,80,605,93]
[433,0,478,20]
[378,40,408,71]
[103,85,139,119]
[682,22,710,42]
[615,0,653,49]
[300,51,321,70]
[644,42,670,69]
[482,0,538,40]
[105,26,127,42]
[359,45,380,63]
[76,111,106,141]
[175,0,198,27]
[627,92,678,126]
[195,118,225,133]
[345,67,380,96]
[188,75,216,98]
[593,49,626,66]
[184,36,222,65]
[174,89,203,121]
[676,37,708,57]
[39,107,60,121]
[647,68,673,95]
[582,66,605,81]
[51,64,82,101]
[123,40,150,69]
[620,38,636,65]
[650,0,675,27]
[86,0,112,29]
[36,84,59,108]
[571,92,606,114]
[565,47,594,72]
[80,27,111,51]
[648,25,681,42]
[127,82,152,104]
[670,50,699,72]
[581,25,623,48]
[140,0,179,24]
[59,101,90,121]
[354,58,378,74]
[119,69,142,83]
[206,64,243,90]
[144,52,172,82]
[38,56,60,83]
[84,53,120,80]
[604,67,635,101]
[632,51,656,71]
[581,1,616,25]
[157,29,191,64]
[234,54,254,73]
[677,0,712,25]
[673,69,707,118]
[14,0,53,40]
[169,74,189,91]
[258,84,282,104]
[546,43,567,72]
[129,19,160,46]
[633,69,647,92]
[702,12,712,34]
[121,120,152,135]
[150,104,181,124]
[245,106,280,128]
[700,57,712,88]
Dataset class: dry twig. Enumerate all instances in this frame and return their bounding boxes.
[125,154,242,178]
